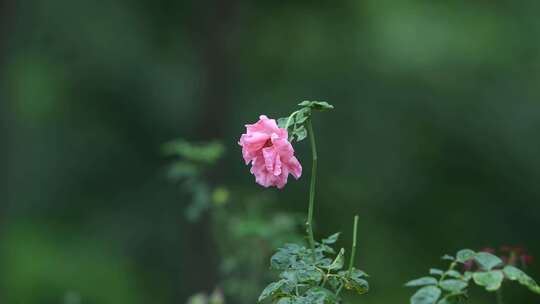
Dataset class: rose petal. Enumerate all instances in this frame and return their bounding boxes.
[239,115,302,188]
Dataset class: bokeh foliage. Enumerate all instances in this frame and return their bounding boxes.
[2,0,540,303]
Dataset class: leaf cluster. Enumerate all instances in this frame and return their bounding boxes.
[163,139,225,165]
[258,233,368,304]
[406,249,540,304]
[162,139,227,221]
[216,196,305,304]
[277,101,334,143]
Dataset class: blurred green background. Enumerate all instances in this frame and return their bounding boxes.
[1,0,540,303]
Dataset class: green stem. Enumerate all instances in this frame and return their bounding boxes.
[320,272,328,287]
[439,261,457,283]
[496,289,504,304]
[348,215,359,275]
[285,110,301,130]
[335,283,344,297]
[306,119,317,250]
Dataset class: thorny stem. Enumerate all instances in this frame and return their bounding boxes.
[306,119,317,251]
[348,215,359,275]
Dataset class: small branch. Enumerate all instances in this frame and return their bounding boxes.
[348,215,359,275]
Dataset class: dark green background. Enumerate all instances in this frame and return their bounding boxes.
[1,0,539,303]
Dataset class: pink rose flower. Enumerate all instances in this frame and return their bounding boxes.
[239,115,302,188]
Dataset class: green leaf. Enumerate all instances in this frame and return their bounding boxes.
[339,268,370,294]
[291,297,308,304]
[345,277,369,295]
[322,233,340,244]
[328,275,341,290]
[278,107,313,143]
[295,116,309,125]
[437,298,454,304]
[305,287,338,304]
[271,244,303,270]
[474,252,503,271]
[444,270,462,279]
[276,298,292,304]
[439,280,468,292]
[339,268,369,279]
[315,257,333,268]
[279,108,310,129]
[325,248,344,271]
[162,139,224,164]
[299,100,334,111]
[503,265,540,295]
[456,249,476,263]
[430,268,444,276]
[503,265,525,281]
[294,126,307,142]
[441,255,455,261]
[437,295,467,304]
[351,268,369,278]
[437,298,453,304]
[280,270,299,283]
[277,117,289,129]
[405,277,438,287]
[462,272,474,282]
[258,280,286,302]
[319,244,335,255]
[410,286,442,304]
[296,266,324,283]
[473,270,504,291]
[294,107,310,124]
